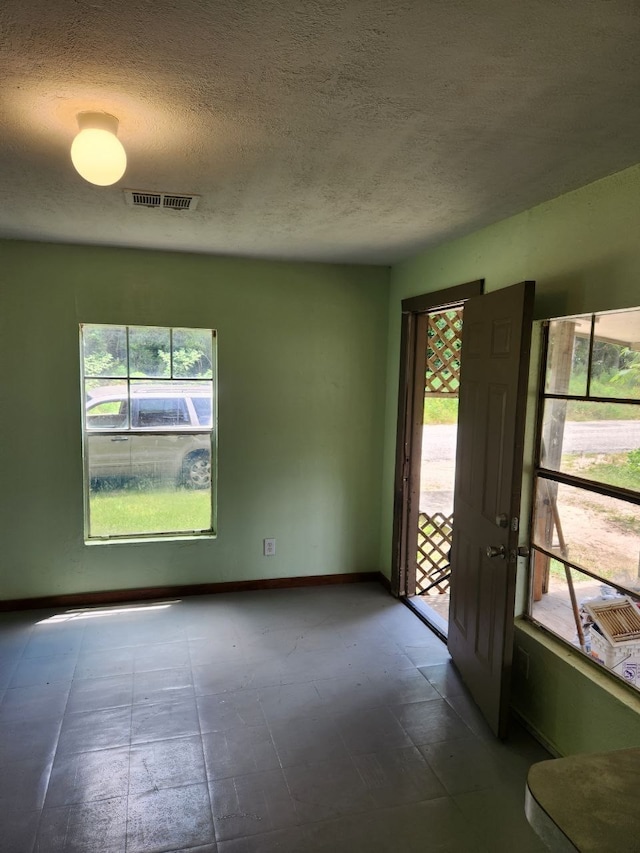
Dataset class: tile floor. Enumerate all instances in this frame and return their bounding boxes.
[0,583,550,852]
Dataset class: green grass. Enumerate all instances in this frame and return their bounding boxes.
[563,400,640,421]
[89,487,211,537]
[565,373,640,420]
[563,452,640,492]
[423,397,458,425]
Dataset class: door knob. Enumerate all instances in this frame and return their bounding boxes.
[486,545,506,559]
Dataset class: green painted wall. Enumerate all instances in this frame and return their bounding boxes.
[512,622,640,756]
[0,240,389,599]
[383,162,640,754]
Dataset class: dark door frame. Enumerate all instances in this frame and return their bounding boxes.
[391,279,484,598]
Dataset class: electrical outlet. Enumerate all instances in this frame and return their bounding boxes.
[263,538,276,556]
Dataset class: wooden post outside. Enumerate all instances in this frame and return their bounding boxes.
[533,320,575,600]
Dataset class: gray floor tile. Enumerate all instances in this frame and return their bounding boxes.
[197,689,266,733]
[371,797,483,853]
[344,645,417,677]
[0,682,69,723]
[216,827,310,853]
[284,758,374,823]
[10,654,77,688]
[133,666,194,704]
[444,690,496,741]
[66,674,133,713]
[454,786,549,853]
[44,746,130,807]
[126,783,214,853]
[134,641,191,672]
[418,661,468,698]
[75,647,135,680]
[129,735,206,793]
[22,629,83,660]
[269,716,350,768]
[353,746,446,806]
[391,698,472,746]
[0,716,62,764]
[402,642,453,667]
[57,707,131,755]
[367,669,442,705]
[0,755,53,811]
[279,648,357,683]
[258,682,326,724]
[210,769,298,841]
[419,737,506,794]
[80,626,137,653]
[243,626,344,662]
[131,698,200,743]
[36,796,127,852]
[203,726,280,779]
[333,706,413,755]
[189,637,245,667]
[3,809,39,853]
[313,674,382,714]
[193,661,254,696]
[0,661,19,691]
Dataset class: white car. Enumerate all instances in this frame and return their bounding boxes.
[85,384,212,488]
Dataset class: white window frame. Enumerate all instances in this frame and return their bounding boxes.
[80,323,217,543]
[527,308,640,691]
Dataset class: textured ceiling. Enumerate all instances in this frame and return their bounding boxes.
[1,0,640,264]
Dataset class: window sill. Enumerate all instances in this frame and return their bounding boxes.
[84,533,217,546]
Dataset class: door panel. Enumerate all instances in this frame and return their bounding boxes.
[448,281,534,738]
[483,383,508,519]
[450,530,471,636]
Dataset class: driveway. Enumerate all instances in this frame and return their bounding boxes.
[422,419,640,462]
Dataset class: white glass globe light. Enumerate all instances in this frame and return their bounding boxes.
[71,112,127,186]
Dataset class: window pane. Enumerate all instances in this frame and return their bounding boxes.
[545,316,591,395]
[590,308,640,399]
[540,399,640,489]
[129,380,212,429]
[172,329,213,379]
[129,326,171,378]
[192,396,213,427]
[82,325,127,378]
[532,477,640,591]
[85,381,129,430]
[530,559,640,693]
[86,433,212,536]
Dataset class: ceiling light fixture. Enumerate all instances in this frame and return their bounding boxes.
[71,112,127,186]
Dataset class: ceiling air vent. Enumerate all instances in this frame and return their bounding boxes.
[124,190,200,211]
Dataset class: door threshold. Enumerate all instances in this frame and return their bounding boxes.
[403,596,448,643]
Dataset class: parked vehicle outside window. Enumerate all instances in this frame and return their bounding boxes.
[85,384,213,488]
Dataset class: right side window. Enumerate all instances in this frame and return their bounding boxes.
[529,308,640,692]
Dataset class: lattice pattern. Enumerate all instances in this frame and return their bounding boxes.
[416,511,453,595]
[425,309,462,395]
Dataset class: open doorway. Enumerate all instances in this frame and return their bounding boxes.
[414,308,462,635]
[391,280,483,635]
[394,280,535,736]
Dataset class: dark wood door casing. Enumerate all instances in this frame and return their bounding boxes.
[391,280,484,597]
